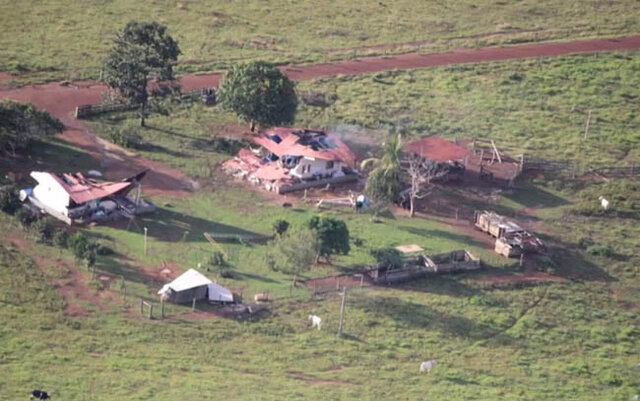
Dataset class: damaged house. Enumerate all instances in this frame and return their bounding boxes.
[24,171,155,224]
[223,128,357,194]
[404,136,470,182]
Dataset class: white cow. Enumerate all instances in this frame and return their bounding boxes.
[308,315,322,330]
[419,360,437,374]
[599,196,610,211]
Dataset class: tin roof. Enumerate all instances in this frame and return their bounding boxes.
[404,136,470,162]
[31,171,134,205]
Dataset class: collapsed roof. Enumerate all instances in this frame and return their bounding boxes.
[404,136,470,163]
[251,128,356,166]
[30,171,142,204]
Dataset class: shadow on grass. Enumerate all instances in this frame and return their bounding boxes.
[544,236,616,282]
[354,295,498,340]
[504,183,568,209]
[137,142,189,158]
[145,124,201,141]
[121,207,267,243]
[393,275,482,298]
[400,226,485,248]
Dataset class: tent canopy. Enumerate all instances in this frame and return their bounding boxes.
[158,268,233,303]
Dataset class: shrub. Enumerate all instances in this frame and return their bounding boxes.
[16,207,35,227]
[272,219,289,237]
[52,228,69,249]
[109,126,142,149]
[96,243,114,256]
[205,252,234,278]
[370,247,403,269]
[31,217,55,244]
[210,136,250,155]
[586,244,614,257]
[68,232,91,261]
[0,185,21,215]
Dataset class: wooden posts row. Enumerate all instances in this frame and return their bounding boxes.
[139,298,154,320]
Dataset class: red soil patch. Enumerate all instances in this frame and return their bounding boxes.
[4,234,110,317]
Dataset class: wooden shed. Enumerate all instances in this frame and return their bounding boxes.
[158,269,233,304]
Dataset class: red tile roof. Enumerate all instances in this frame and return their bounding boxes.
[404,136,470,162]
[49,173,133,204]
[251,128,356,166]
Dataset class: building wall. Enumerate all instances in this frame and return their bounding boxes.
[289,157,343,179]
[170,285,209,304]
[31,173,71,216]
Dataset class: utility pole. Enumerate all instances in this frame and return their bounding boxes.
[143,227,148,256]
[338,287,347,337]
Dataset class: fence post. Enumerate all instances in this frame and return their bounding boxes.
[148,304,153,320]
[338,287,347,337]
[192,297,196,312]
[161,298,165,320]
[139,298,144,314]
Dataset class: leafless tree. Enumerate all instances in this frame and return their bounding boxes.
[402,154,450,217]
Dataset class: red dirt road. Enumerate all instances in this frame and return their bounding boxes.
[1,35,640,195]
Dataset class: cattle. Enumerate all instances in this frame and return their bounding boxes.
[30,389,50,400]
[254,293,271,303]
[598,196,610,211]
[308,314,322,330]
[419,360,437,374]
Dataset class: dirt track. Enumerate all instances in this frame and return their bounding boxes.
[1,35,640,194]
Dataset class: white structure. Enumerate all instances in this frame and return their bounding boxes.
[158,268,234,304]
[419,360,437,373]
[289,157,345,180]
[308,314,322,330]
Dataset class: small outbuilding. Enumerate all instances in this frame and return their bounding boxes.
[158,269,234,304]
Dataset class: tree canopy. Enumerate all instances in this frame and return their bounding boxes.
[307,216,350,262]
[0,100,64,154]
[362,135,404,213]
[265,226,318,280]
[217,61,297,130]
[103,21,180,126]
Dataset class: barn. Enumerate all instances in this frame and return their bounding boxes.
[158,269,234,304]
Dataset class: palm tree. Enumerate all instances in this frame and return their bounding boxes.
[360,134,403,172]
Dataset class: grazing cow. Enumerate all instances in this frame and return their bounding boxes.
[419,360,437,374]
[30,389,50,400]
[254,293,271,303]
[599,196,610,211]
[308,314,322,330]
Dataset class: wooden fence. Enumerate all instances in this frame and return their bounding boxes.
[74,87,215,119]
[522,157,640,178]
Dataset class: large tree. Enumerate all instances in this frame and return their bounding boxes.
[402,153,450,217]
[307,216,350,263]
[0,100,64,155]
[103,21,180,127]
[217,61,297,131]
[266,226,318,285]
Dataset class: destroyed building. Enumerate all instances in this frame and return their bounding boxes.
[404,136,470,182]
[23,171,155,225]
[223,128,357,194]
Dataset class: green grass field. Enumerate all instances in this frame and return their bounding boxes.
[2,0,640,83]
[295,51,640,165]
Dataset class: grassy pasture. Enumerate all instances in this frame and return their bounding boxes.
[1,0,640,83]
[296,51,640,165]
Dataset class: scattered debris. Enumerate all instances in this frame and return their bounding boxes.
[223,128,358,194]
[23,170,154,225]
[474,210,543,257]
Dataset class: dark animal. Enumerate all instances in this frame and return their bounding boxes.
[30,389,50,400]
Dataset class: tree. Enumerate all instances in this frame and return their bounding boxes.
[362,135,404,215]
[402,153,450,217]
[307,216,350,263]
[370,247,404,270]
[266,227,318,285]
[217,61,297,131]
[272,219,290,237]
[0,100,64,155]
[103,21,180,127]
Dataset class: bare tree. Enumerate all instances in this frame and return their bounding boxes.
[402,154,450,217]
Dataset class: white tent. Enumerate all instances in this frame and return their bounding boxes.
[158,268,233,303]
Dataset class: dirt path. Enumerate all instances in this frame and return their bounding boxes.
[2,35,640,194]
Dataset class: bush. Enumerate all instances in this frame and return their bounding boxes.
[52,228,69,249]
[96,243,114,256]
[68,232,91,261]
[109,126,142,149]
[210,137,250,155]
[205,252,234,278]
[586,244,614,257]
[16,207,35,227]
[370,247,403,269]
[272,219,289,237]
[0,185,21,215]
[31,217,55,244]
